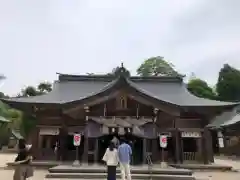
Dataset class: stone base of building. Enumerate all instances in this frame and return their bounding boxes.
[46,164,195,179]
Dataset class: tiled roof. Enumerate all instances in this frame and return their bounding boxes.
[208,105,240,128]
[1,73,238,107]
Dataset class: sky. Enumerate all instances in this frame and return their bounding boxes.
[0,0,240,96]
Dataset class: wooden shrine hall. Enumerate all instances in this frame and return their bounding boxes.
[2,67,239,164]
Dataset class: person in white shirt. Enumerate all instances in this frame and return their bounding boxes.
[102,142,119,180]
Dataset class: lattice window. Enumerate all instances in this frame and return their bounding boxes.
[120,98,125,108]
[117,96,127,109]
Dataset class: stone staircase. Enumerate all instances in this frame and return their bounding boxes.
[46,165,196,180]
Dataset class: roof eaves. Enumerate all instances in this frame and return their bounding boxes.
[208,110,237,129]
[220,114,240,127]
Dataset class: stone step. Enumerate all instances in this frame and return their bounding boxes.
[49,165,193,176]
[46,179,206,180]
[170,164,232,171]
[46,173,196,180]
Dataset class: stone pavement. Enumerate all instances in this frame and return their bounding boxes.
[214,157,240,171]
[0,153,240,180]
[192,157,240,180]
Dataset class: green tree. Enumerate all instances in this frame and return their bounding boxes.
[21,86,38,97]
[19,82,52,136]
[0,100,22,144]
[137,56,180,77]
[20,114,36,137]
[187,78,217,100]
[37,82,52,94]
[216,64,240,102]
[0,92,5,98]
[21,82,52,97]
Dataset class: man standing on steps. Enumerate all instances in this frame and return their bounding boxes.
[118,138,132,180]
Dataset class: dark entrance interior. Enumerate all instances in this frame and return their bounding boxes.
[211,131,220,154]
[182,138,197,161]
[182,138,197,152]
[98,134,114,163]
[98,133,143,165]
[130,136,143,165]
[165,137,174,162]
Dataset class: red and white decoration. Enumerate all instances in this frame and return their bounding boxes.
[73,133,81,146]
[159,135,167,148]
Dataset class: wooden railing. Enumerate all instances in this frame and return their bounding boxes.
[183,152,197,161]
[91,116,153,119]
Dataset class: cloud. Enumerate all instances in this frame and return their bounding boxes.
[0,0,240,95]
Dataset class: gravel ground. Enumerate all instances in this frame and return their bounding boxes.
[0,153,239,180]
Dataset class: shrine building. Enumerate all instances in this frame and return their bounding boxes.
[2,68,238,164]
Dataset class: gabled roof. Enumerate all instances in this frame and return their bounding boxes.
[221,114,240,127]
[1,73,239,107]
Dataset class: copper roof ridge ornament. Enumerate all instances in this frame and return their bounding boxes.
[121,62,124,68]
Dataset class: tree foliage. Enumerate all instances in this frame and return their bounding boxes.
[0,82,53,139]
[187,78,217,100]
[216,64,240,102]
[0,101,22,143]
[0,101,22,128]
[19,82,53,136]
[137,56,180,77]
[20,82,52,97]
[0,92,9,99]
[21,86,38,97]
[20,113,37,137]
[37,82,52,94]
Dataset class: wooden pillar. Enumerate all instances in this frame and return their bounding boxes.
[201,128,214,164]
[204,128,214,163]
[46,136,51,148]
[151,139,158,163]
[174,129,182,164]
[142,138,147,164]
[152,108,159,163]
[83,106,90,163]
[58,125,67,161]
[38,135,43,149]
[196,137,202,162]
[201,128,208,164]
[94,138,99,163]
[31,127,40,160]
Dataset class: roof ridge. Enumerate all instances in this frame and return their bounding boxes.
[57,73,183,82]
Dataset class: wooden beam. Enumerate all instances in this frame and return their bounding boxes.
[64,86,181,117]
[127,94,180,116]
[176,118,201,121]
[63,90,121,114]
[36,125,61,128]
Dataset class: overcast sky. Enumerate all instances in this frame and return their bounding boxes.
[1,0,240,95]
